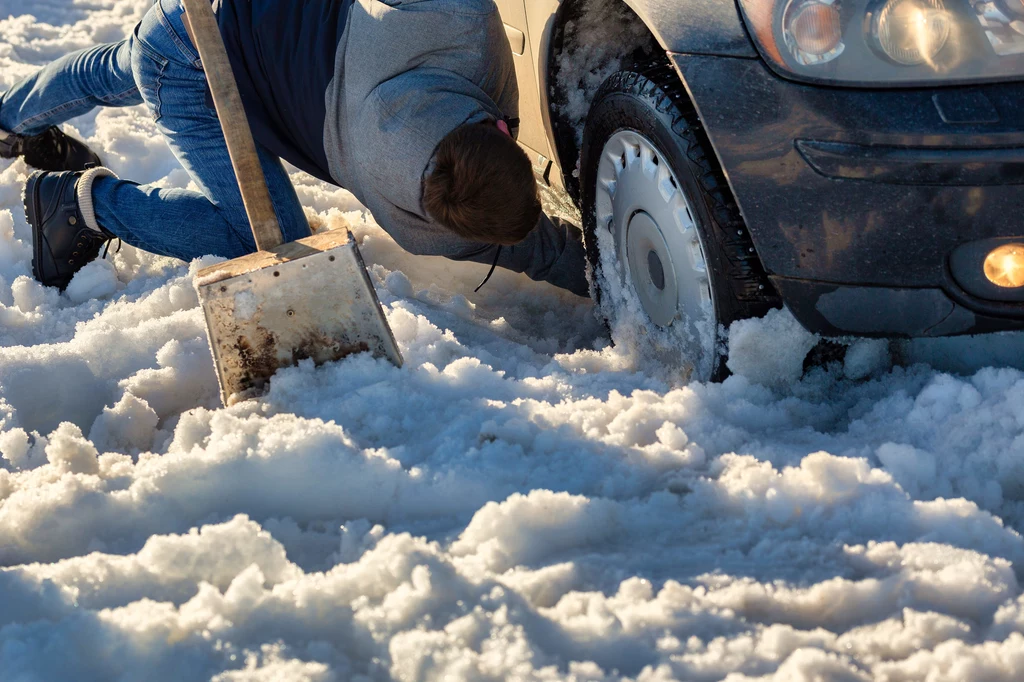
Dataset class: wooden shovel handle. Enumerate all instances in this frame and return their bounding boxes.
[181,0,283,251]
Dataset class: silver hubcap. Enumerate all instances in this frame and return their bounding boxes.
[595,130,714,338]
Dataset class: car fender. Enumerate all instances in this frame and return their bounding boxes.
[525,0,758,193]
[617,0,757,57]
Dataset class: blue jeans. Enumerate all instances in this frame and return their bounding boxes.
[0,0,310,260]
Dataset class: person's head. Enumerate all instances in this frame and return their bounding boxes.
[423,121,541,245]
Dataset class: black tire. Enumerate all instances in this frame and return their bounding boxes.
[580,61,780,381]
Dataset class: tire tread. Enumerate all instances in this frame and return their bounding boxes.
[592,60,781,320]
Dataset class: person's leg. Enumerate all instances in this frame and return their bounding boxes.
[92,149,307,260]
[0,41,142,135]
[88,0,309,260]
[0,39,140,170]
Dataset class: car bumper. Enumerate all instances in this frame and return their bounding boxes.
[671,53,1024,337]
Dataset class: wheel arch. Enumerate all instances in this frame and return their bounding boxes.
[540,0,756,203]
[619,0,757,56]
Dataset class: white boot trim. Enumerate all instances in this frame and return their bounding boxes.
[76,167,119,233]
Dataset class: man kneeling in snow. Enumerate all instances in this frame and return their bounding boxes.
[4,0,589,297]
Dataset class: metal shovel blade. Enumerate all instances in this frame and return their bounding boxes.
[197,229,403,405]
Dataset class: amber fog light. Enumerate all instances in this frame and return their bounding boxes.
[984,244,1024,289]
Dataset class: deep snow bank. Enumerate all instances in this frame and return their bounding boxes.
[3,2,1024,681]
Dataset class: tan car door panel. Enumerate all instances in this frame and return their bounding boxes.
[504,23,526,55]
[493,0,553,165]
[524,0,562,185]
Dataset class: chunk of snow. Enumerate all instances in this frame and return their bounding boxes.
[727,308,819,386]
[65,257,119,303]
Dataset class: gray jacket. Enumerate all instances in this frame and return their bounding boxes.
[325,0,589,296]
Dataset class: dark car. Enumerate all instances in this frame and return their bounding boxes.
[495,0,1024,380]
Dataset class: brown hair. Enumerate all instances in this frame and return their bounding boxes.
[423,122,541,245]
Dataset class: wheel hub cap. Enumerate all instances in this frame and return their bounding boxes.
[594,130,713,333]
[626,211,677,326]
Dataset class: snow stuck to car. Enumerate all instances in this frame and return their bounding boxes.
[3,2,1024,681]
[553,0,657,146]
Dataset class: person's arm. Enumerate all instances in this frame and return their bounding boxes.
[447,213,591,297]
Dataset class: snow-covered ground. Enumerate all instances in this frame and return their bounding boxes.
[4,2,1024,680]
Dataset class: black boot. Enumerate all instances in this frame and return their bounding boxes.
[25,168,119,291]
[1,126,102,172]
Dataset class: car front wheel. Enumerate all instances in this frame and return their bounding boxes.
[580,62,778,381]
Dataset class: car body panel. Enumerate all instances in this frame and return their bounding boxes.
[494,0,553,161]
[497,0,757,181]
[671,53,1024,286]
[523,0,561,170]
[617,0,757,57]
[672,52,1024,333]
[770,277,1024,337]
[495,0,1024,336]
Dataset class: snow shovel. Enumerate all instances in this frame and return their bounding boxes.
[182,0,402,405]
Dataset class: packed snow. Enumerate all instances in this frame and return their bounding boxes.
[3,2,1024,681]
[553,0,656,146]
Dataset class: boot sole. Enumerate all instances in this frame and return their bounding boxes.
[24,171,44,284]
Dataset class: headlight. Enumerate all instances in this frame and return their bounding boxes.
[737,0,1024,84]
[874,0,951,65]
[784,0,846,64]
